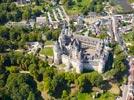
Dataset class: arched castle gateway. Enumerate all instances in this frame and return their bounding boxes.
[53,27,111,73]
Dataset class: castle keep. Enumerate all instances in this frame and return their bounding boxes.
[53,27,110,73]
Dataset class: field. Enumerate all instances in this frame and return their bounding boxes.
[40,47,53,56]
[63,0,92,15]
[45,41,54,45]
[97,92,115,100]
[108,83,120,95]
[122,32,134,44]
[128,0,134,3]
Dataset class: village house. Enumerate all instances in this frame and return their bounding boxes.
[36,17,47,28]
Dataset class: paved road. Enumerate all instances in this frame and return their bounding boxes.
[44,45,53,48]
[20,71,30,74]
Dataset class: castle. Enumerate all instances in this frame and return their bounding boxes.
[53,27,110,73]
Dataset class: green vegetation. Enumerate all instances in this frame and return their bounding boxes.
[104,43,127,85]
[63,0,109,15]
[40,47,53,56]
[44,27,61,41]
[0,0,47,24]
[123,31,134,55]
[63,0,92,15]
[0,26,42,52]
[77,93,92,100]
[97,92,115,100]
[0,51,49,99]
[43,70,105,99]
[5,73,42,100]
[6,66,19,73]
[123,31,134,43]
[0,0,130,99]
[128,0,134,3]
[97,33,109,39]
[45,41,54,45]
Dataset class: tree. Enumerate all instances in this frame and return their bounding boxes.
[76,74,92,93]
[32,9,42,17]
[115,5,123,13]
[97,33,108,39]
[64,72,78,85]
[0,64,9,87]
[0,55,4,66]
[35,0,40,5]
[77,93,92,100]
[62,90,68,98]
[14,9,22,22]
[77,0,82,2]
[96,3,103,13]
[23,9,31,20]
[0,11,8,24]
[9,3,17,11]
[67,0,74,7]
[48,73,68,98]
[76,72,103,92]
[128,45,134,55]
[51,29,60,40]
[27,92,36,100]
[6,73,41,100]
[87,72,103,87]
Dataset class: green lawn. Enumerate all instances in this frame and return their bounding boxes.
[97,92,115,100]
[63,0,92,15]
[122,32,134,44]
[59,64,66,67]
[45,41,54,45]
[128,0,134,3]
[77,93,92,100]
[40,47,53,56]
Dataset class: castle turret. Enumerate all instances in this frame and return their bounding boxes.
[98,58,105,73]
[59,28,71,46]
[76,61,83,73]
[53,41,62,64]
[77,50,84,73]
[71,39,80,59]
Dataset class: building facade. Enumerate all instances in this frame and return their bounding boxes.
[53,27,110,73]
[127,58,134,100]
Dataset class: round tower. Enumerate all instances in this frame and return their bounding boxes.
[76,61,83,73]
[98,57,105,73]
[71,39,80,59]
[76,50,83,73]
[53,41,62,64]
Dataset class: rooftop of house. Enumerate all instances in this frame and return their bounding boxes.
[36,17,46,23]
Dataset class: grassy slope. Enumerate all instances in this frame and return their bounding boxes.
[45,41,54,45]
[40,47,53,56]
[128,0,134,3]
[63,0,92,15]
